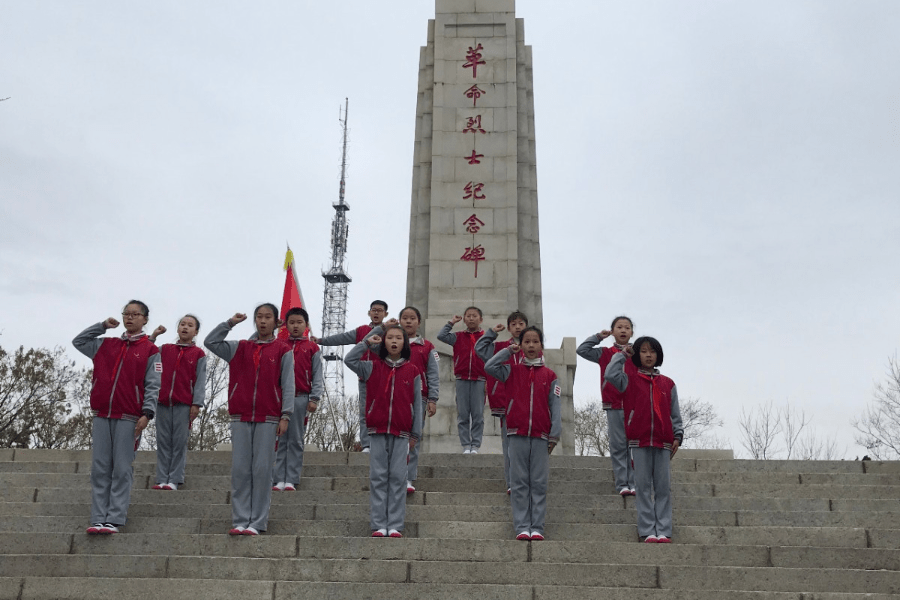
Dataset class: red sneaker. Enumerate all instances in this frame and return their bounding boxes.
[656,536,671,543]
[643,535,659,543]
[371,529,387,538]
[529,532,544,541]
[388,529,403,538]
[516,532,531,541]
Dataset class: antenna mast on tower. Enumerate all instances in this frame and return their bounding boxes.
[320,98,352,419]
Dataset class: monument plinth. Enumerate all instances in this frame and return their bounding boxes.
[406,0,576,454]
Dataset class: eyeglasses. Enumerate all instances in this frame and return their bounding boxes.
[122,312,145,318]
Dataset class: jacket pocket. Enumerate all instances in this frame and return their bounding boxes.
[134,385,141,408]
[228,383,239,401]
[627,410,634,426]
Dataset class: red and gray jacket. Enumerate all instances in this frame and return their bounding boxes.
[484,348,561,443]
[344,340,424,440]
[204,321,295,423]
[73,323,161,422]
[475,329,523,416]
[317,323,377,380]
[409,336,440,402]
[576,334,633,410]
[158,343,207,407]
[287,337,324,399]
[605,352,683,450]
[437,322,485,381]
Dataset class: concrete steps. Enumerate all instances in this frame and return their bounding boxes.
[0,448,897,598]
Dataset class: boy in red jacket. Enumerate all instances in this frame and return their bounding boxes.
[605,336,683,543]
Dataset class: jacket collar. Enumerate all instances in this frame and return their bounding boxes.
[384,356,408,367]
[522,355,545,367]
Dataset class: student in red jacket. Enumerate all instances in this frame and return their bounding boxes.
[204,304,294,536]
[314,299,389,452]
[148,315,206,491]
[398,306,440,493]
[606,336,683,544]
[73,300,161,535]
[345,324,424,538]
[475,310,529,493]
[576,316,636,496]
[437,306,486,453]
[272,307,323,492]
[484,326,561,541]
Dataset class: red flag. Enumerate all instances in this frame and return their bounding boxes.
[279,246,307,340]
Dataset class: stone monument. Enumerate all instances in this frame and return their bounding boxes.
[406,0,576,454]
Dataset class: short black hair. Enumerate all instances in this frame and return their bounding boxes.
[377,324,411,360]
[631,336,663,368]
[399,306,421,322]
[611,315,633,330]
[370,300,388,311]
[520,326,544,347]
[253,303,279,321]
[507,310,529,326]
[286,307,309,324]
[124,300,149,317]
[464,306,483,318]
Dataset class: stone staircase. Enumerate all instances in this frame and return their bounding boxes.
[0,447,898,599]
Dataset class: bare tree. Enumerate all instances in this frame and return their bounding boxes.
[740,400,842,460]
[679,397,725,448]
[853,356,900,460]
[0,345,93,449]
[573,399,609,456]
[306,391,359,452]
[739,400,782,459]
[188,353,232,451]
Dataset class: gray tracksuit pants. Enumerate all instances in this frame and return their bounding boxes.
[369,433,409,532]
[508,435,549,535]
[455,379,485,449]
[501,416,510,487]
[607,409,634,492]
[90,416,139,526]
[358,381,370,450]
[631,446,673,538]
[155,404,191,485]
[231,421,278,531]
[407,400,427,482]
[273,395,308,485]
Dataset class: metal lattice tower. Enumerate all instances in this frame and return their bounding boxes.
[320,98,352,406]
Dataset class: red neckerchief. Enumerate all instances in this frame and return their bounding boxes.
[637,369,664,424]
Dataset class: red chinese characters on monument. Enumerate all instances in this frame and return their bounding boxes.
[463,115,486,135]
[462,44,486,79]
[463,182,485,201]
[465,150,484,165]
[465,84,485,107]
[460,244,486,277]
[463,214,484,234]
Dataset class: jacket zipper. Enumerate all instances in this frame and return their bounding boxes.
[527,368,534,437]
[109,341,129,416]
[649,380,655,447]
[167,347,182,406]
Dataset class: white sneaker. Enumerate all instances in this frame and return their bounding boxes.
[272,481,286,491]
[362,447,370,453]
[163,483,177,491]
[388,529,403,538]
[406,481,416,494]
[98,524,119,534]
[463,448,471,454]
[470,448,478,454]
[283,483,296,491]
[242,527,259,536]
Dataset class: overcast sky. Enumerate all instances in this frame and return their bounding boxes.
[2,1,898,458]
